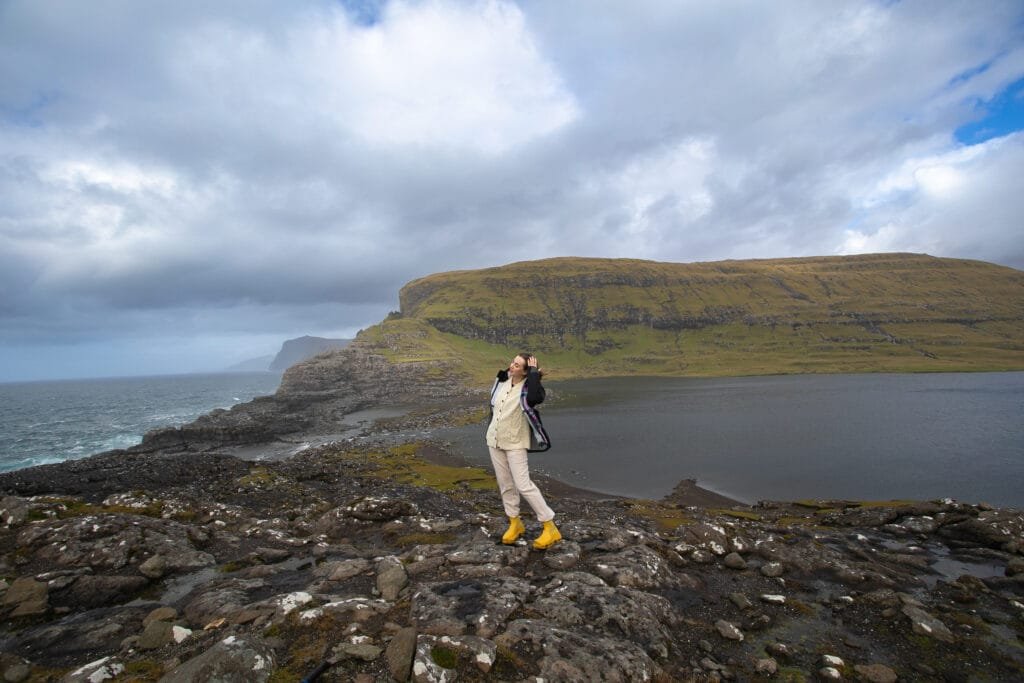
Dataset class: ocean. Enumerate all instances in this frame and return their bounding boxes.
[0,372,282,473]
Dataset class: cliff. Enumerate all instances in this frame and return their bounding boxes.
[268,336,352,373]
[397,253,1024,379]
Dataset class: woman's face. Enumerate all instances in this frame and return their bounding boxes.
[508,355,528,381]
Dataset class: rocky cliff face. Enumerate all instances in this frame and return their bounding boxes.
[136,340,472,453]
[397,253,1024,368]
[268,335,352,373]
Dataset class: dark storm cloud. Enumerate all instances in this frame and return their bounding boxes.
[1,0,1022,379]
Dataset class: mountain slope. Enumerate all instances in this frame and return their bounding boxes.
[375,253,1024,381]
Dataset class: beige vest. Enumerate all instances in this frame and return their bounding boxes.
[486,379,530,450]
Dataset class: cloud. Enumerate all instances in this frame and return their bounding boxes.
[0,0,1022,379]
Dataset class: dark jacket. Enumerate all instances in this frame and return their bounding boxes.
[488,368,551,452]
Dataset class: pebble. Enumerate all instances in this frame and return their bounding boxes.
[715,620,744,641]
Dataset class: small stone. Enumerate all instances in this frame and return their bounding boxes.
[902,605,955,643]
[386,627,417,682]
[755,657,778,676]
[819,666,842,680]
[143,606,178,626]
[1006,557,1024,577]
[699,639,713,653]
[333,642,383,662]
[822,654,844,668]
[766,642,792,659]
[715,620,743,641]
[760,562,784,577]
[760,594,786,605]
[139,555,167,579]
[854,663,898,683]
[4,662,31,683]
[138,621,175,650]
[723,552,747,570]
[729,592,753,610]
[692,550,715,564]
[376,556,408,601]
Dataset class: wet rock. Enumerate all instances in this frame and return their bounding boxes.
[7,606,150,667]
[760,561,784,578]
[755,657,778,676]
[676,521,729,556]
[729,592,753,610]
[376,556,409,600]
[138,554,168,579]
[158,635,275,682]
[0,496,29,528]
[723,552,747,570]
[819,666,842,679]
[902,604,955,643]
[62,656,124,682]
[17,514,214,576]
[2,577,48,618]
[411,577,532,638]
[346,496,419,522]
[766,642,793,659]
[542,540,581,569]
[496,619,662,681]
[332,642,382,662]
[316,558,371,582]
[854,663,898,683]
[534,574,679,659]
[821,654,844,668]
[592,545,691,589]
[714,620,743,641]
[138,620,176,650]
[386,626,418,682]
[143,606,178,626]
[55,575,148,610]
[301,597,389,624]
[182,579,266,626]
[414,634,496,675]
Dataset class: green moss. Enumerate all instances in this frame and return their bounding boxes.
[627,501,693,533]
[776,668,809,683]
[237,467,280,488]
[431,645,459,669]
[364,443,495,492]
[119,659,164,681]
[218,560,248,573]
[852,500,917,509]
[709,508,762,521]
[392,532,456,547]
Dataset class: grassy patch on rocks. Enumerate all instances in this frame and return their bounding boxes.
[365,443,495,493]
[627,500,693,533]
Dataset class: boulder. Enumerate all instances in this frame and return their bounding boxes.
[158,635,275,683]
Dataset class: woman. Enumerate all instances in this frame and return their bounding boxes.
[486,352,561,550]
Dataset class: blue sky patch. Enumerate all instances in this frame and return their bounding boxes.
[336,0,386,26]
[955,76,1024,145]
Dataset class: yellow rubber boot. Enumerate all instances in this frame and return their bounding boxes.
[533,520,562,550]
[501,516,525,545]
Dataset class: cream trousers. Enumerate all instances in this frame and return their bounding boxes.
[488,447,555,522]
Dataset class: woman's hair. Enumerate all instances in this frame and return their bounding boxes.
[518,352,543,379]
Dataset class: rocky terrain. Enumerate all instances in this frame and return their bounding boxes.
[1,414,1023,682]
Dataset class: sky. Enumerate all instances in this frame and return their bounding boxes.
[1,0,1023,382]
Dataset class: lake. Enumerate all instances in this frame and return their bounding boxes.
[436,372,1024,508]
